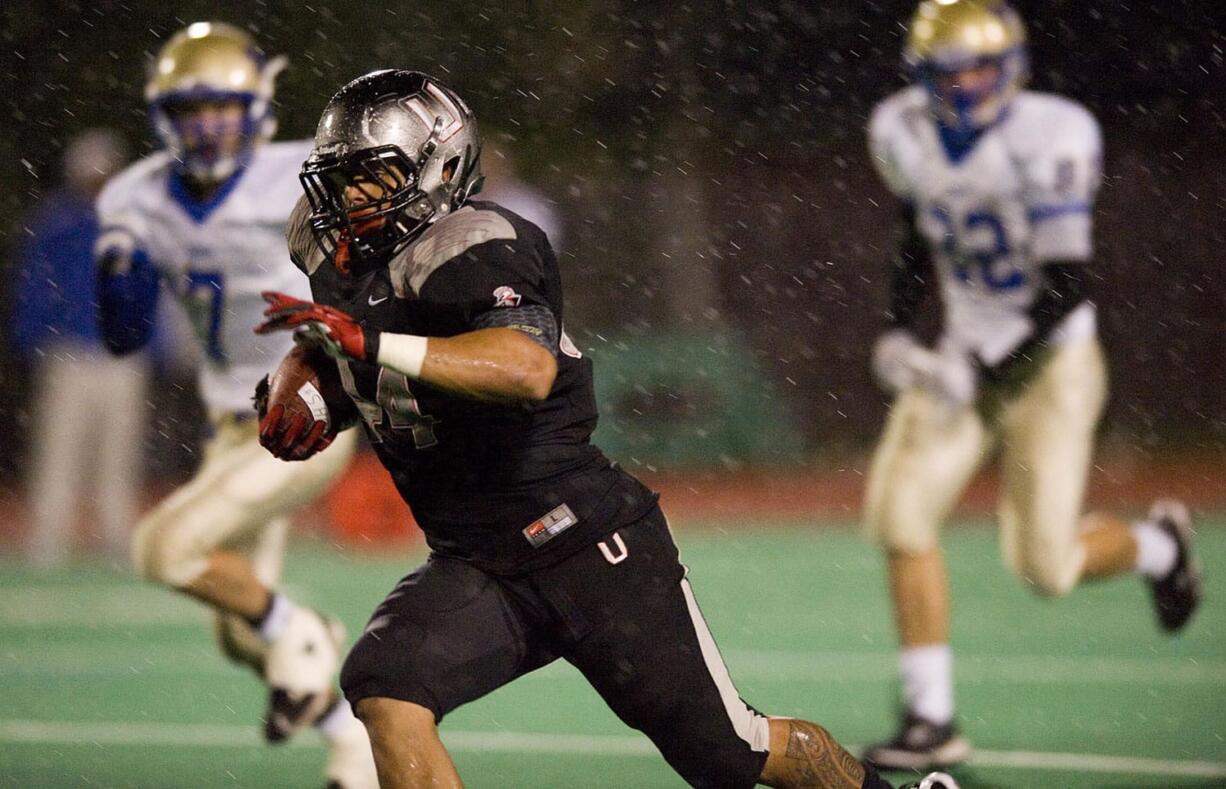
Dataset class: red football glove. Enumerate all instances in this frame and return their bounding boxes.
[259,402,337,461]
[252,372,338,461]
[255,291,371,361]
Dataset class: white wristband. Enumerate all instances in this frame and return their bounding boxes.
[376,333,429,379]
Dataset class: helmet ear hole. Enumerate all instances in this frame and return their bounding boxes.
[442,156,461,184]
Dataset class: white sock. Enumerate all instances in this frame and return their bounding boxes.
[1132,520,1178,579]
[256,593,294,643]
[900,644,954,725]
[315,695,355,742]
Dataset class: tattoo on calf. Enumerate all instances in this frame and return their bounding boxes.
[781,720,866,788]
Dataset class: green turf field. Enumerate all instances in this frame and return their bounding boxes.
[1,519,1223,788]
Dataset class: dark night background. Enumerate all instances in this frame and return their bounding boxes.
[0,0,1221,482]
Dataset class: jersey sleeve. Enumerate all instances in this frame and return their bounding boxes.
[420,234,552,318]
[394,208,553,314]
[868,98,915,201]
[94,167,161,354]
[1023,104,1102,262]
[94,169,153,265]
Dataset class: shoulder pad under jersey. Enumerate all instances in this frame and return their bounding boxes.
[1006,92,1102,207]
[1006,92,1100,162]
[285,194,325,275]
[94,152,177,259]
[389,205,519,298]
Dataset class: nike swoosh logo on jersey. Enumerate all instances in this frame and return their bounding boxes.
[368,295,389,306]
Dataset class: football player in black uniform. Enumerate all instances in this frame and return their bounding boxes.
[256,70,958,789]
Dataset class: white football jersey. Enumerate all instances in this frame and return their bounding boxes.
[869,87,1102,364]
[96,141,313,413]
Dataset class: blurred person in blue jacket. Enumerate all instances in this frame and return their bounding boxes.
[12,128,148,568]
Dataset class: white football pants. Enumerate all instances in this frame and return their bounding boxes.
[131,414,356,669]
[864,339,1108,597]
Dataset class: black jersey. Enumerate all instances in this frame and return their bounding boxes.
[287,198,656,572]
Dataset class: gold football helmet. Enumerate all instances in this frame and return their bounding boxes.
[903,0,1027,131]
[146,22,286,182]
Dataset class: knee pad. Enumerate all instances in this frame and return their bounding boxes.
[998,509,1084,598]
[864,467,942,556]
[339,623,437,717]
[1007,548,1082,598]
[130,511,211,588]
[864,500,940,555]
[337,630,375,701]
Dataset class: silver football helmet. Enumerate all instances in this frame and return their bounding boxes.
[299,70,483,270]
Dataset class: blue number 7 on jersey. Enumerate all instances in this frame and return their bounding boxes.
[185,270,226,362]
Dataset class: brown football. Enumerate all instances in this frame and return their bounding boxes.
[266,343,354,430]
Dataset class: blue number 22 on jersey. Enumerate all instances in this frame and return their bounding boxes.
[929,205,1025,291]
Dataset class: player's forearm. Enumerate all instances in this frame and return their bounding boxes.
[1027,261,1090,340]
[96,251,160,355]
[377,328,557,402]
[886,205,933,330]
[985,260,1090,379]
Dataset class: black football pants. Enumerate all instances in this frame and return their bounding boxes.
[340,506,771,788]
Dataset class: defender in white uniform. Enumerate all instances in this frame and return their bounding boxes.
[95,23,374,788]
[859,0,1202,771]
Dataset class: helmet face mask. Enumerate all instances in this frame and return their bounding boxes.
[300,145,432,272]
[918,51,1024,130]
[146,22,285,184]
[158,96,253,180]
[904,0,1028,133]
[300,70,482,272]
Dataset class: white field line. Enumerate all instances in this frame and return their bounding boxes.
[0,589,205,627]
[0,720,1223,779]
[722,649,1226,686]
[0,585,319,627]
[5,589,1225,685]
[5,593,1223,686]
[4,644,1223,687]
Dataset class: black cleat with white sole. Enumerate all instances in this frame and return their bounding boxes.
[900,773,961,789]
[264,688,337,743]
[865,711,971,772]
[1148,499,1202,633]
[262,606,347,743]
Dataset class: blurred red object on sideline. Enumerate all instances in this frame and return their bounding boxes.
[325,451,423,549]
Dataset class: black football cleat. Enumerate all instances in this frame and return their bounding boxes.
[262,606,346,743]
[264,687,337,743]
[1148,499,1202,633]
[900,773,961,789]
[865,711,971,772]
